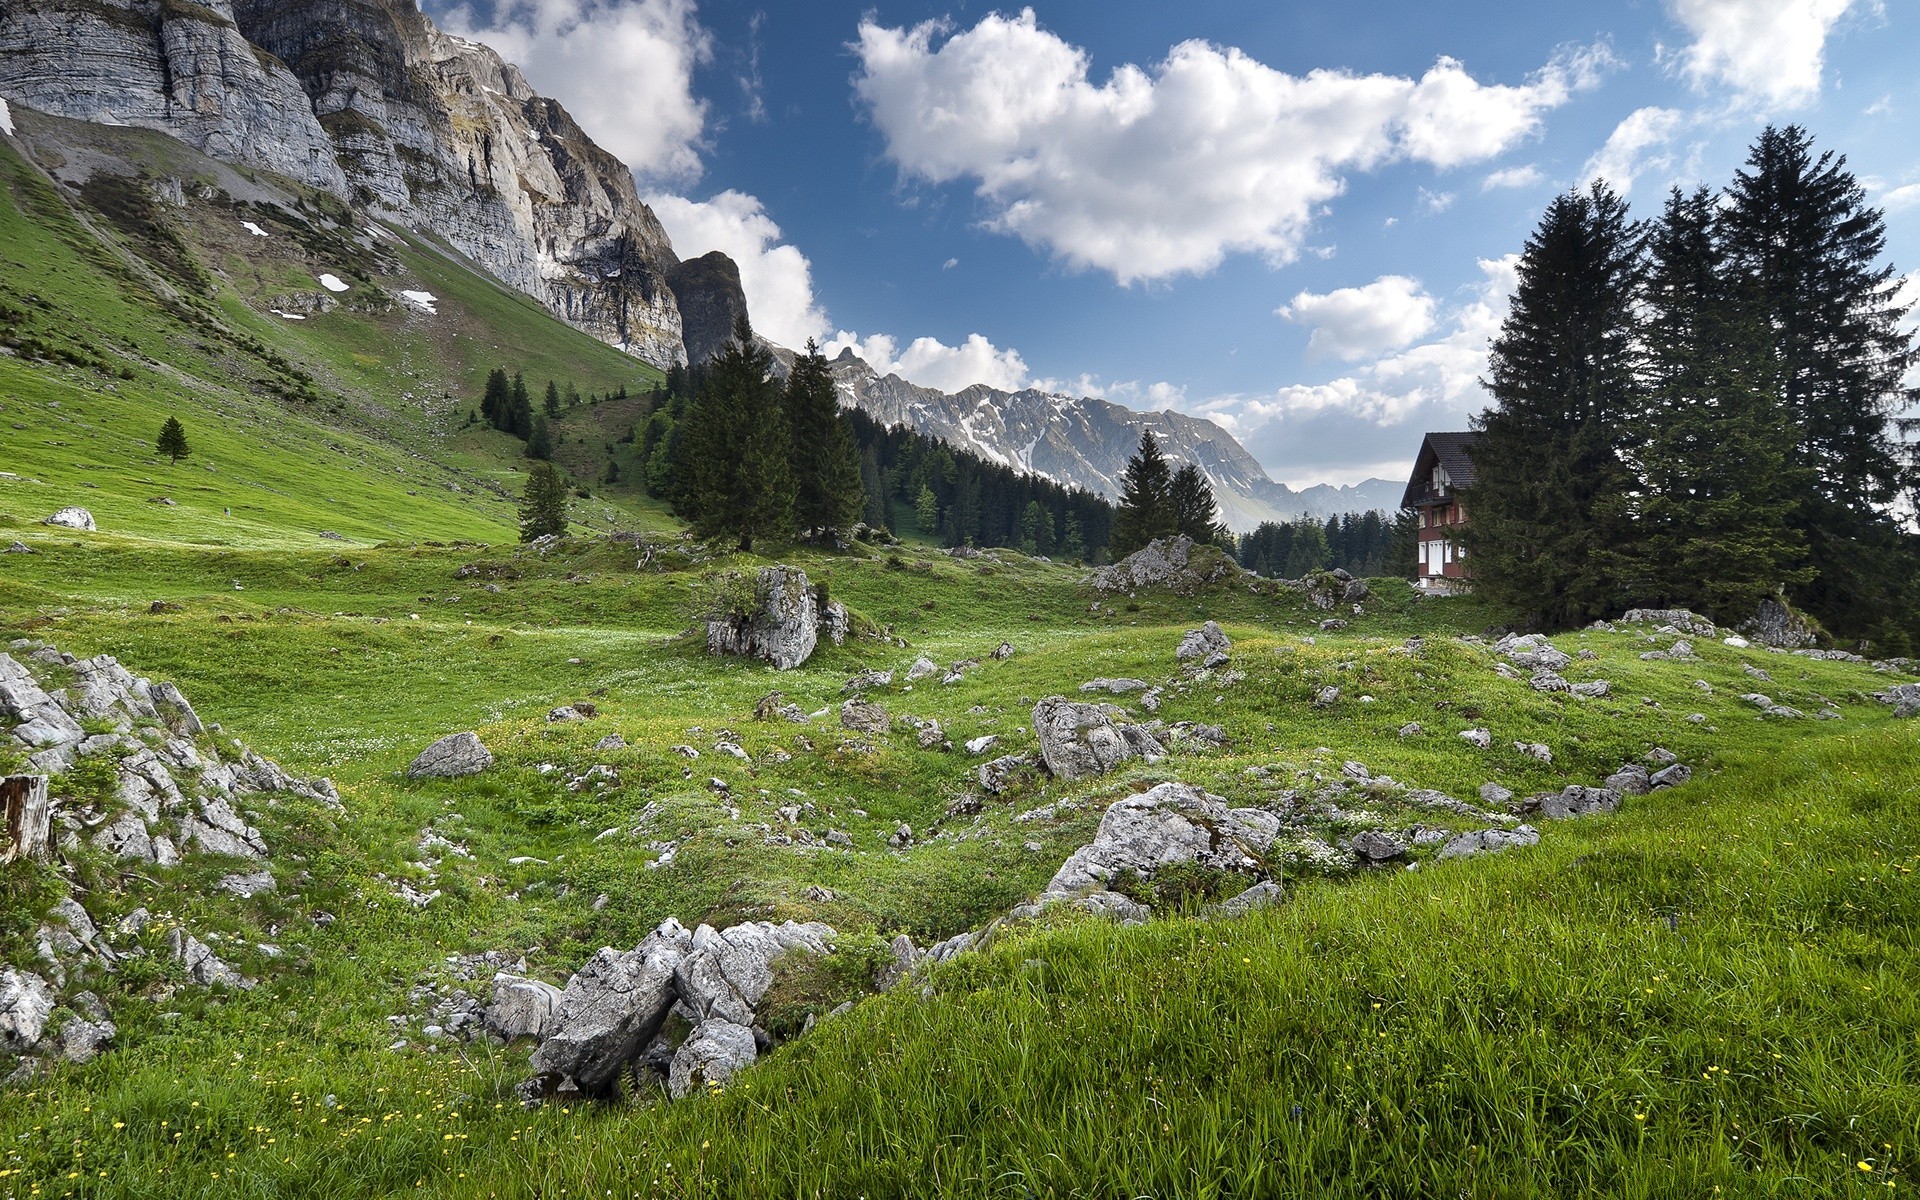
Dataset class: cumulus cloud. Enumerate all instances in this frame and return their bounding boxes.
[1278,275,1437,362]
[646,190,830,349]
[1482,164,1544,190]
[1880,183,1920,213]
[1668,0,1862,108]
[1582,107,1688,194]
[852,9,1612,282]
[437,0,711,181]
[823,331,1034,394]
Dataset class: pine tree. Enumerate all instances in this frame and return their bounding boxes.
[156,416,190,465]
[914,485,940,536]
[1017,500,1048,555]
[518,462,568,542]
[1283,521,1328,577]
[859,447,889,529]
[783,340,864,540]
[510,373,532,439]
[1623,186,1810,619]
[1059,513,1087,563]
[481,368,510,431]
[1463,183,1643,628]
[1719,125,1918,646]
[526,415,553,461]
[1108,430,1176,557]
[1168,463,1228,546]
[544,380,561,418]
[678,314,793,551]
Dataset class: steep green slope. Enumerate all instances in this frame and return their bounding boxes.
[0,115,669,549]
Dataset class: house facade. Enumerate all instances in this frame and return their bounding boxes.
[1401,432,1479,590]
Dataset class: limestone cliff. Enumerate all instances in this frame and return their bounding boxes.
[0,0,732,368]
[667,251,749,369]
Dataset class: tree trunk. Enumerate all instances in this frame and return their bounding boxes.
[1,776,53,865]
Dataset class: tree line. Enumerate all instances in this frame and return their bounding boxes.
[1465,125,1918,652]
[477,368,629,464]
[1236,511,1414,578]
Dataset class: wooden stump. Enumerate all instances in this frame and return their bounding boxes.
[0,776,52,864]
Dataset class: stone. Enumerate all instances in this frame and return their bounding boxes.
[41,507,95,532]
[1529,670,1570,693]
[1088,536,1240,594]
[1079,678,1150,695]
[964,735,999,756]
[596,734,627,751]
[913,720,944,750]
[1513,741,1552,763]
[1495,634,1573,672]
[1312,686,1341,708]
[407,732,493,779]
[1458,728,1492,749]
[1043,782,1268,896]
[904,656,939,683]
[1622,609,1718,637]
[0,969,54,1052]
[1478,782,1513,807]
[1604,765,1652,795]
[1175,621,1231,664]
[991,642,1015,660]
[1569,680,1611,698]
[978,753,1039,794]
[1435,825,1540,861]
[1344,579,1371,603]
[1212,880,1284,917]
[178,796,268,859]
[1533,786,1621,820]
[167,929,253,989]
[529,920,692,1097]
[668,1018,758,1098]
[706,566,821,671]
[1397,722,1424,738]
[1031,697,1166,781]
[217,871,276,899]
[839,699,891,736]
[547,705,590,723]
[54,1009,115,1065]
[4,542,29,554]
[842,669,893,692]
[1350,829,1409,863]
[486,973,565,1041]
[674,920,834,1027]
[1649,764,1693,789]
[1880,683,1920,719]
[1740,599,1818,650]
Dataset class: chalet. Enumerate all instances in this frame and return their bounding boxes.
[1401,432,1479,590]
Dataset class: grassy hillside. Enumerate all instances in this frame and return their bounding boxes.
[1,522,1916,1197]
[0,113,670,549]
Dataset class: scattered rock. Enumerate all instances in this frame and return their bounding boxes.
[1529,786,1620,820]
[216,871,276,899]
[1478,782,1513,807]
[1740,599,1818,649]
[1435,825,1540,861]
[527,920,691,1098]
[839,699,891,736]
[1513,741,1552,763]
[1312,686,1341,708]
[1458,728,1492,749]
[1175,621,1231,667]
[705,566,822,671]
[1088,536,1240,594]
[41,507,95,532]
[1397,722,1423,738]
[1079,678,1150,695]
[904,656,939,683]
[668,1018,757,1098]
[991,642,1015,661]
[168,929,253,989]
[978,753,1040,794]
[1042,782,1271,901]
[964,735,999,755]
[1650,764,1693,789]
[487,973,566,1041]
[1350,829,1409,863]
[407,732,493,779]
[1210,880,1283,917]
[0,969,55,1052]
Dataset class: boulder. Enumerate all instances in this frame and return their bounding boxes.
[42,507,95,532]
[1880,683,1920,719]
[705,566,820,671]
[487,973,565,1041]
[1043,782,1268,896]
[407,732,493,779]
[1739,599,1818,650]
[1650,764,1692,789]
[53,1005,115,1065]
[1079,678,1150,695]
[167,929,253,989]
[1478,782,1514,807]
[1350,829,1409,863]
[978,753,1039,794]
[1495,634,1572,672]
[1088,537,1239,594]
[674,920,834,1027]
[1621,609,1717,637]
[1604,765,1652,795]
[528,920,691,1097]
[216,871,276,899]
[668,1018,758,1098]
[1175,621,1232,666]
[1435,825,1540,861]
[963,734,998,756]
[1211,880,1284,917]
[1532,786,1621,820]
[904,656,939,683]
[1458,728,1492,749]
[839,699,891,736]
[1031,697,1165,781]
[0,968,55,1052]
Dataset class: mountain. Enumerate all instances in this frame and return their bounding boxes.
[822,349,1400,532]
[0,0,744,369]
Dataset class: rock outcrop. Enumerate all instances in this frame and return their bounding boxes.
[1175,621,1231,667]
[406,732,493,779]
[667,251,750,370]
[1089,537,1241,594]
[706,566,834,671]
[1040,782,1272,903]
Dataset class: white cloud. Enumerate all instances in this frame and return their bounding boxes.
[942,257,959,270]
[646,190,830,349]
[1482,164,1544,190]
[1880,184,1920,213]
[1668,0,1861,108]
[852,9,1611,282]
[1582,107,1688,194]
[437,0,711,181]
[824,331,1033,394]
[1278,275,1437,362]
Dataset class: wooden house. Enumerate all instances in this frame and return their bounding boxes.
[1401,432,1479,590]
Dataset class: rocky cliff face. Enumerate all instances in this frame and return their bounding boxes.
[826,351,1396,532]
[0,0,731,368]
[668,252,750,369]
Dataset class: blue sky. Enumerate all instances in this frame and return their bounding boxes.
[426,0,1918,487]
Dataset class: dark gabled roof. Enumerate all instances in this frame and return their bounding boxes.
[1400,431,1481,509]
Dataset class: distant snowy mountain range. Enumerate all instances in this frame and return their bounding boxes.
[821,349,1402,533]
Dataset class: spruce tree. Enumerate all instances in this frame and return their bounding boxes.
[510,373,532,439]
[1625,186,1809,618]
[518,462,568,542]
[1168,463,1228,546]
[1108,430,1176,557]
[481,368,510,431]
[1719,125,1918,646]
[1059,513,1087,563]
[678,314,793,551]
[156,416,190,465]
[526,415,553,461]
[914,486,940,535]
[544,380,561,418]
[783,340,864,541]
[1463,183,1643,628]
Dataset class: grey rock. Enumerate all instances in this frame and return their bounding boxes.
[991,642,1015,660]
[1604,765,1652,796]
[674,920,833,1027]
[1044,782,1266,896]
[4,542,29,554]
[168,929,253,989]
[1622,609,1718,637]
[1350,829,1409,863]
[407,732,493,779]
[1212,880,1284,917]
[1435,825,1540,861]
[1570,680,1611,698]
[1880,683,1920,718]
[1649,764,1693,789]
[963,734,999,755]
[842,669,893,692]
[821,601,850,647]
[1343,579,1371,603]
[913,719,945,750]
[1175,621,1231,664]
[596,734,627,751]
[1089,536,1239,593]
[217,871,276,899]
[839,699,891,736]
[706,567,821,671]
[904,656,939,683]
[1312,686,1341,707]
[1478,782,1513,807]
[1079,678,1150,694]
[41,507,95,532]
[1031,697,1165,781]
[0,969,54,1052]
[1495,634,1572,672]
[53,1010,115,1065]
[1534,786,1620,820]
[529,919,691,1097]
[978,753,1039,794]
[1397,722,1424,738]
[1458,727,1492,749]
[177,796,267,859]
[486,973,565,1041]
[668,1018,758,1098]
[1513,741,1552,763]
[1739,599,1818,649]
